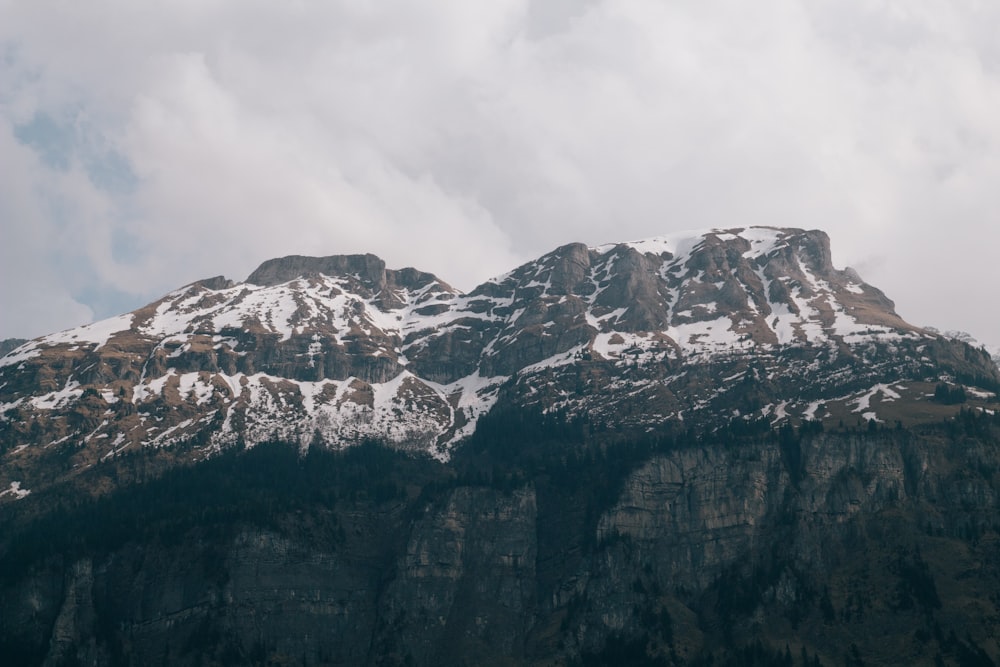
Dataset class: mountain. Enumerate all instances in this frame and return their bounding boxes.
[2,227,997,501]
[2,227,1000,666]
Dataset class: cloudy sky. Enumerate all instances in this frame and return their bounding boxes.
[2,1,998,348]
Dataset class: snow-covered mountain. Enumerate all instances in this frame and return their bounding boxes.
[2,227,998,499]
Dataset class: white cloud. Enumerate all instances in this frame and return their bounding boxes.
[0,120,106,338]
[1,1,998,346]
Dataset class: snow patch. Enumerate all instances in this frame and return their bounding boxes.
[43,313,134,350]
[851,384,901,413]
[0,481,31,500]
[30,378,83,410]
[0,341,42,368]
[803,401,824,421]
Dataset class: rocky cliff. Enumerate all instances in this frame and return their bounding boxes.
[2,413,999,666]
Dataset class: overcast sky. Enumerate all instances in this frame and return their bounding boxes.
[2,1,998,349]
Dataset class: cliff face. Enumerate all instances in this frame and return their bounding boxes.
[3,418,999,666]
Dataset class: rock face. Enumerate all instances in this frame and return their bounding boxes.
[2,227,998,503]
[376,486,538,664]
[2,419,999,666]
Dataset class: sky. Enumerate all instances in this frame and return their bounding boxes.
[1,1,998,349]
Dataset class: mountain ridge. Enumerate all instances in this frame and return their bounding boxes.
[1,226,998,501]
[3,227,1000,666]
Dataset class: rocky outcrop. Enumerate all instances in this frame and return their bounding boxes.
[247,254,389,289]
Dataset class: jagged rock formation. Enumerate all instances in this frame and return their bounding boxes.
[1,227,998,503]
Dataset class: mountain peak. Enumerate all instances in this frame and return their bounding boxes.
[246,253,390,288]
[2,227,998,498]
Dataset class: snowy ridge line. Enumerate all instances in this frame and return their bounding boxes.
[4,227,910,366]
[4,226,996,466]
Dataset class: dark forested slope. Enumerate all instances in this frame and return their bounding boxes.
[2,410,999,666]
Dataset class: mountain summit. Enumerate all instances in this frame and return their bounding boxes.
[1,227,998,498]
[3,228,1000,667]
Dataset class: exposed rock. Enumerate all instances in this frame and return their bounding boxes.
[3,423,1000,665]
[376,486,538,664]
[247,253,390,289]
